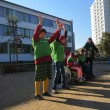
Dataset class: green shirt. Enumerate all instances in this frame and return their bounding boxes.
[67,56,74,62]
[50,40,64,62]
[32,38,51,60]
[67,56,78,63]
[78,55,86,65]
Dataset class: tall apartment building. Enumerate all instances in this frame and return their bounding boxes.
[0,0,75,62]
[90,0,110,44]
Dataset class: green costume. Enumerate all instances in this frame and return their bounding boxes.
[50,40,65,62]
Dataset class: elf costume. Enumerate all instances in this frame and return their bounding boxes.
[50,32,68,91]
[32,24,60,98]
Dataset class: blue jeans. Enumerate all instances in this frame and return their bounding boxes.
[52,62,65,90]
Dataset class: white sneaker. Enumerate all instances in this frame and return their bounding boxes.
[79,78,84,82]
[51,89,59,94]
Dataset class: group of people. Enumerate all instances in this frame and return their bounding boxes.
[32,15,99,100]
[65,44,98,83]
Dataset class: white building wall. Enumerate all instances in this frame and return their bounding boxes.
[90,4,96,43]
[0,54,33,62]
[0,0,74,62]
[103,0,110,32]
[91,0,110,45]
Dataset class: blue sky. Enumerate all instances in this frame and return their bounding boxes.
[5,0,94,49]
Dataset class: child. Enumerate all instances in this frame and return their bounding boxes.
[32,15,64,100]
[50,27,69,94]
[64,50,70,66]
[78,48,93,80]
[67,52,84,82]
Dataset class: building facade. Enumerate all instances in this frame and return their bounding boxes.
[0,0,74,62]
[90,0,110,44]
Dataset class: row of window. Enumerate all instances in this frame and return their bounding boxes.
[0,6,72,31]
[0,43,32,53]
[0,24,72,43]
[0,24,59,38]
[0,24,34,38]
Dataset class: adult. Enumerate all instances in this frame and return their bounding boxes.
[83,37,99,78]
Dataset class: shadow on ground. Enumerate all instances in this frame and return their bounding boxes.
[0,63,110,110]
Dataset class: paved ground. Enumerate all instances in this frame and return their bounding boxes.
[0,62,110,110]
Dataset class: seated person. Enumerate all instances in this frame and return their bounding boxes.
[78,48,92,80]
[66,52,84,81]
[64,50,70,66]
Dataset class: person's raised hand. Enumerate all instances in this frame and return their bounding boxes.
[56,19,60,26]
[38,15,43,25]
[63,25,66,31]
[56,19,64,30]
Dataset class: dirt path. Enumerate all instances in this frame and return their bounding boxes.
[0,63,110,110]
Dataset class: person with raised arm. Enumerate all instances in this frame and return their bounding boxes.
[32,15,64,100]
[50,26,69,94]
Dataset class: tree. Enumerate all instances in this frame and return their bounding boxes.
[98,32,110,57]
[6,15,23,62]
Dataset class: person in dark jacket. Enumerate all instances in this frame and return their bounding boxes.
[83,37,99,78]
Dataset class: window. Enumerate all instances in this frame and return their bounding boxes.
[25,29,30,38]
[0,7,3,17]
[30,15,38,24]
[0,43,8,53]
[43,18,49,27]
[21,28,25,36]
[0,25,12,36]
[0,7,2,17]
[15,10,39,23]
[30,30,34,38]
[43,18,54,27]
[64,24,72,32]
[7,9,13,16]
[53,21,57,29]
[17,28,22,35]
[0,6,13,18]
[17,27,33,38]
[0,6,6,17]
[0,24,3,36]
[0,24,35,39]
[21,29,30,38]
[49,20,53,27]
[15,11,24,21]
[23,45,31,53]
[24,13,30,22]
[64,24,68,31]
[68,25,72,31]
[46,32,51,38]
[50,33,52,36]
[67,36,71,43]
[3,25,12,36]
